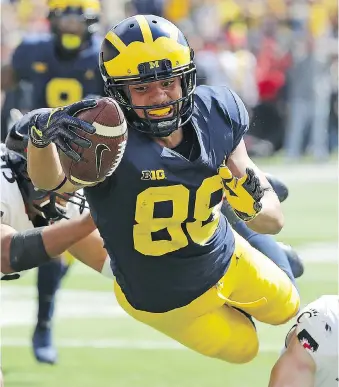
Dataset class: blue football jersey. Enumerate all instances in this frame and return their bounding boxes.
[85,85,249,312]
[11,34,103,109]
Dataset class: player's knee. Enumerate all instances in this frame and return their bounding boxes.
[219,339,259,364]
[205,310,259,364]
[217,322,259,363]
[265,173,289,203]
[281,285,300,324]
[197,339,258,364]
[269,284,300,325]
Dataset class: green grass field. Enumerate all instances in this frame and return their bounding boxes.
[2,162,338,387]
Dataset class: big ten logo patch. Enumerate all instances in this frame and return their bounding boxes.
[141,169,166,181]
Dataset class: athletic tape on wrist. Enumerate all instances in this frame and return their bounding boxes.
[9,227,51,272]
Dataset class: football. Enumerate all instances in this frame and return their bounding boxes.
[59,97,127,186]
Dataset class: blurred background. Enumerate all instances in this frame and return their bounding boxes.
[1,0,338,159]
[1,1,338,387]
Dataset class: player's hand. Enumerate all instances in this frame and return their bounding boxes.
[29,99,97,162]
[218,162,264,221]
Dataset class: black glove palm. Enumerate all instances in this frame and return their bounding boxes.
[29,99,97,162]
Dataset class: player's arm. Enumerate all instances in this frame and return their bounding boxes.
[66,228,112,276]
[28,141,79,193]
[8,107,70,191]
[218,88,283,234]
[226,139,284,234]
[1,212,97,277]
[268,333,316,387]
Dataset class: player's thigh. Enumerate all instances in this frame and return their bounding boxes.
[114,281,258,364]
[220,231,300,325]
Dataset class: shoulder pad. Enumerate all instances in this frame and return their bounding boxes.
[19,33,52,46]
[194,85,249,150]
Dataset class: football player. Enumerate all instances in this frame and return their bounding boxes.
[1,0,104,364]
[269,295,339,387]
[22,15,301,364]
[1,119,111,364]
[2,0,103,105]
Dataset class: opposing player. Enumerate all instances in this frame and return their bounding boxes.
[1,0,104,363]
[22,15,300,364]
[269,295,339,386]
[1,121,112,363]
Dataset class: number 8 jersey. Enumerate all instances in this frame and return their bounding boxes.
[85,86,249,313]
[11,34,103,109]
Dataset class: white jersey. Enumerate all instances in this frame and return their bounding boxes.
[0,144,87,231]
[285,295,339,387]
[0,144,33,231]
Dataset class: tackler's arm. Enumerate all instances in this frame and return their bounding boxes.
[1,212,97,279]
[268,333,316,387]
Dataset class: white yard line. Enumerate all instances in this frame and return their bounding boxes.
[262,163,338,183]
[0,337,281,352]
[1,244,337,331]
[295,243,338,262]
[1,338,184,350]
[1,288,124,327]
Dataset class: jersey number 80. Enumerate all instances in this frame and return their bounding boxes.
[133,175,223,256]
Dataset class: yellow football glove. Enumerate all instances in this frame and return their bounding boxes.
[219,162,264,221]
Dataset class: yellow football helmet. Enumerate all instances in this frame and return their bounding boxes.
[48,0,101,54]
[99,15,196,137]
